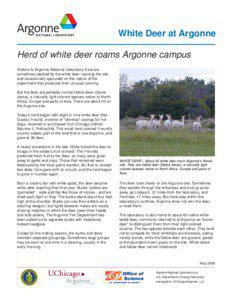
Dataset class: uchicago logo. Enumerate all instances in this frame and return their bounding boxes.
[60,14,77,29]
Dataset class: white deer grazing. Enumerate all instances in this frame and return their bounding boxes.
[172,116,185,128]
[152,114,163,130]
[164,114,172,129]
[136,114,155,130]
[193,116,202,131]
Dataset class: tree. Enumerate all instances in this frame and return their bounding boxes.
[119,75,215,119]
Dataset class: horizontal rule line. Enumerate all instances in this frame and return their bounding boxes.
[17,43,216,46]
[17,266,215,269]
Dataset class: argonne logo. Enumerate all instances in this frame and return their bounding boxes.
[60,14,77,29]
[105,271,122,281]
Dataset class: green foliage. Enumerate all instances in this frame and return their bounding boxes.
[202,118,215,129]
[120,129,215,156]
[120,74,215,119]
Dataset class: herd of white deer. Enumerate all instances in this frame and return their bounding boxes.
[136,114,202,131]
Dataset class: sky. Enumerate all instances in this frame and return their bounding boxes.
[120,68,214,83]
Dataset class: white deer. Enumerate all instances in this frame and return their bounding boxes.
[136,114,155,130]
[172,116,185,128]
[164,114,172,129]
[193,116,202,131]
[152,114,163,130]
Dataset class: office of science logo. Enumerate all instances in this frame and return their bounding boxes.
[17,13,77,36]
[105,271,144,284]
[21,269,38,286]
[105,271,123,281]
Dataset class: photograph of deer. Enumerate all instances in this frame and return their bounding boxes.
[136,114,155,130]
[137,114,163,130]
[193,116,202,131]
[172,116,185,128]
[164,114,172,129]
[120,68,215,156]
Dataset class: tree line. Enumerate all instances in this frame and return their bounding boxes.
[120,74,215,119]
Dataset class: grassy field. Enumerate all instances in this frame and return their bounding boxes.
[120,129,215,156]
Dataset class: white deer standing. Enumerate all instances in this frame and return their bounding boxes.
[152,114,163,130]
[172,116,185,128]
[193,116,202,131]
[136,114,155,130]
[164,114,172,129]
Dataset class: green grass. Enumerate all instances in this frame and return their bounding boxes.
[120,129,215,156]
